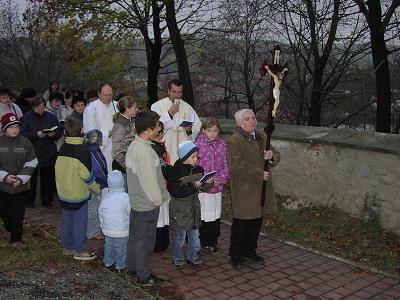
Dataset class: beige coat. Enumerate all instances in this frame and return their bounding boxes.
[226,127,280,219]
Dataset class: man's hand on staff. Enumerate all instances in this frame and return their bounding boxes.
[264,150,273,160]
[263,171,271,181]
[168,99,180,116]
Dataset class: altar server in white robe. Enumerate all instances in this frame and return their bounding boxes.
[83,84,119,172]
[151,79,202,165]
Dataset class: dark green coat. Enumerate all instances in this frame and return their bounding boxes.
[166,161,211,231]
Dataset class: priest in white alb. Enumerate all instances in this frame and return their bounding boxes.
[151,79,202,164]
[83,84,119,172]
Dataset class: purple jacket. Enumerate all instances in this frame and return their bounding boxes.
[87,145,108,189]
[195,133,229,194]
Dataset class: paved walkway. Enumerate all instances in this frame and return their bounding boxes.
[25,204,400,300]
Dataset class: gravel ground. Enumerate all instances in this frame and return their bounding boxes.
[0,265,154,300]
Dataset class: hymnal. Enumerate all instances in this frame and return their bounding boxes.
[200,171,217,183]
[42,126,58,133]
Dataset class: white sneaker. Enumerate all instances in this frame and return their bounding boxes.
[73,252,97,261]
[62,249,76,256]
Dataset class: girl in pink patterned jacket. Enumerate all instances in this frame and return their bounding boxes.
[195,118,229,254]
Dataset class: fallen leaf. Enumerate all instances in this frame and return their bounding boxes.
[358,271,370,277]
[5,271,16,278]
[42,231,53,240]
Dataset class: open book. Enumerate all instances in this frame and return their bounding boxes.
[179,114,195,128]
[179,120,194,127]
[200,171,217,183]
[42,125,58,133]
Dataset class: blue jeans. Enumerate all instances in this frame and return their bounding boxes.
[104,236,128,269]
[60,202,88,253]
[172,229,201,263]
[87,192,101,238]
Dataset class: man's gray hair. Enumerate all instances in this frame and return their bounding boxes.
[234,109,255,126]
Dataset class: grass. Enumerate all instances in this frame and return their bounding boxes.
[0,222,161,299]
[0,222,77,272]
[222,191,400,275]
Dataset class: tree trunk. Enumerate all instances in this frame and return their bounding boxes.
[305,0,341,127]
[164,0,195,107]
[368,2,391,133]
[146,1,163,108]
[147,55,160,108]
[354,0,396,133]
[371,37,391,133]
[308,69,323,126]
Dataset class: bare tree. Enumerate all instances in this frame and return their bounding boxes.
[271,0,370,126]
[0,0,71,91]
[197,0,273,112]
[353,0,400,133]
[40,0,215,107]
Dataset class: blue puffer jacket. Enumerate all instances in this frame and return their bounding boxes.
[20,111,61,167]
[87,145,108,189]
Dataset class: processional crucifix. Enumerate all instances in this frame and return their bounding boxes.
[259,45,288,207]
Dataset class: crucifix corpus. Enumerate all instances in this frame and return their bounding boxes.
[258,44,288,207]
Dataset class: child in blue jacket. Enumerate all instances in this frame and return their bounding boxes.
[84,129,108,239]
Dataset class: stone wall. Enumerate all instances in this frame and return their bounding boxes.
[218,119,400,234]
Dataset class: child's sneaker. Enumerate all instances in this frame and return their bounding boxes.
[10,241,27,250]
[62,249,76,256]
[187,258,203,265]
[73,252,97,261]
[173,259,186,267]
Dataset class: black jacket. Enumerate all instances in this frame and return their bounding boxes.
[20,111,61,167]
[166,160,211,231]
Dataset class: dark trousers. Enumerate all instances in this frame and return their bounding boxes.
[28,164,56,206]
[0,191,27,243]
[154,226,170,253]
[199,218,221,247]
[229,217,263,261]
[126,208,159,281]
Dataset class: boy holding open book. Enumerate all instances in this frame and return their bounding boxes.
[166,141,213,267]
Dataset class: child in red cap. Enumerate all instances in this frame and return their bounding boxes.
[0,113,38,250]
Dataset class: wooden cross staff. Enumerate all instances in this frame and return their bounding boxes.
[259,44,288,207]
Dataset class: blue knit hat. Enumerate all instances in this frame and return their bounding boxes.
[177,141,198,162]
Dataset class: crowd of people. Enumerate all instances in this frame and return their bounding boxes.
[0,79,279,286]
